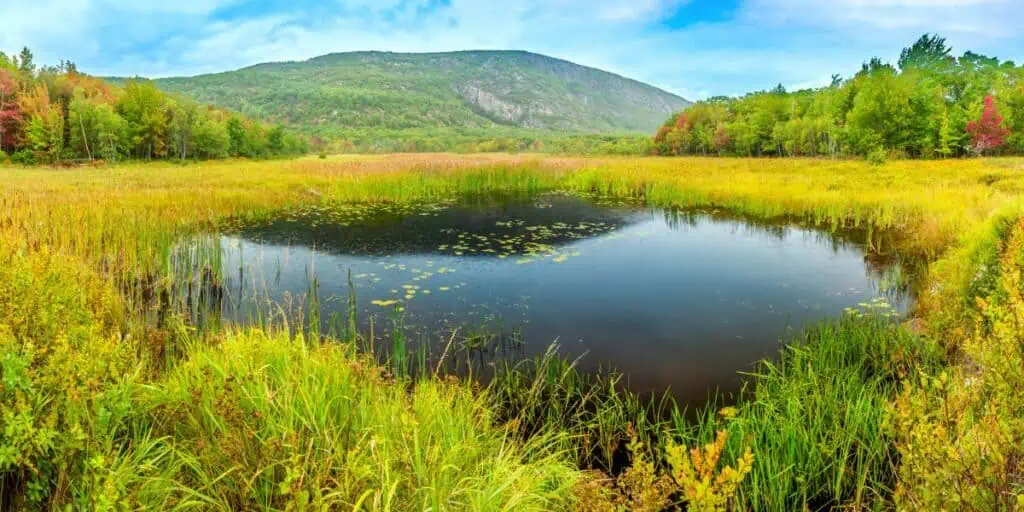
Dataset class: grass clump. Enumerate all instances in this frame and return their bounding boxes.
[0,255,582,511]
[487,313,941,511]
[679,315,944,510]
[140,329,578,511]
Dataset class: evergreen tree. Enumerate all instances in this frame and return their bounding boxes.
[899,34,954,71]
[17,47,35,76]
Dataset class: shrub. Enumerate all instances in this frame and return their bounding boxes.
[9,150,35,166]
[892,218,1024,510]
[572,431,753,511]
[866,148,888,166]
[0,247,136,509]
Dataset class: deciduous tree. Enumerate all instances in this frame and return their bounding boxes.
[0,69,19,152]
[116,80,168,159]
[966,95,1009,155]
[653,34,1024,159]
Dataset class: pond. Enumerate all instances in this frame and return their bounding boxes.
[186,193,911,404]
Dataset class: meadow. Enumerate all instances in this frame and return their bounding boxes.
[1,154,1023,510]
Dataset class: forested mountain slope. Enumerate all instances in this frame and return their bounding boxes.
[143,51,689,135]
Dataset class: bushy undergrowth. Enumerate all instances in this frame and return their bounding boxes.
[0,247,137,509]
[893,215,1024,510]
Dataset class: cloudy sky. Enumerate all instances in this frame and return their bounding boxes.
[2,0,1022,100]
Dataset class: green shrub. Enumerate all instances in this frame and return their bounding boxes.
[893,218,1024,510]
[0,248,137,509]
[9,150,35,166]
[866,148,888,166]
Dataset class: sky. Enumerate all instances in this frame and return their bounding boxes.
[2,0,1023,100]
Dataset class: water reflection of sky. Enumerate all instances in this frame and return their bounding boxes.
[214,194,909,403]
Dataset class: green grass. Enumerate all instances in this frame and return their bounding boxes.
[481,314,945,510]
[678,315,945,510]
[138,329,578,511]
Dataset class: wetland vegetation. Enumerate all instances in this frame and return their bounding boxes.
[2,154,1024,510]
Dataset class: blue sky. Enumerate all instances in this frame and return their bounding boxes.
[2,0,1022,100]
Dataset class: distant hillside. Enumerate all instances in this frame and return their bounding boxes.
[134,51,689,135]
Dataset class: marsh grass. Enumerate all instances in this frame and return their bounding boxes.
[2,155,1023,509]
[138,329,579,511]
[679,314,945,510]
[156,237,939,509]
[480,313,944,511]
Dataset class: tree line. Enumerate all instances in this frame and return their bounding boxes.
[654,35,1022,159]
[316,127,656,155]
[0,48,307,165]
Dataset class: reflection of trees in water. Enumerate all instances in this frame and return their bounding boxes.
[659,207,883,249]
[188,194,924,329]
[229,193,639,257]
[658,207,922,305]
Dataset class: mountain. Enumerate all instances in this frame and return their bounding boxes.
[140,51,689,135]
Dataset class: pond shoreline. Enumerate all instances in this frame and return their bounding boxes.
[174,192,918,407]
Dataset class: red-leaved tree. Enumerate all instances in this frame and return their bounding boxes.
[673,113,691,131]
[712,125,731,154]
[0,69,21,152]
[654,125,671,144]
[966,95,1010,155]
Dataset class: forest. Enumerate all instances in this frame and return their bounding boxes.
[654,35,1022,159]
[316,127,656,155]
[0,48,307,165]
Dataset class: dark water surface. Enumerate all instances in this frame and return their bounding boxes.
[208,193,909,403]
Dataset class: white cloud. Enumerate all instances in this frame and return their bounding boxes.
[2,0,1021,99]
